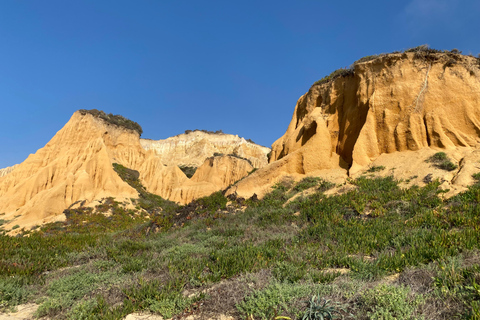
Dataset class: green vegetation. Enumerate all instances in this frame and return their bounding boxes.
[292,177,334,193]
[184,129,224,135]
[360,284,423,319]
[226,153,254,166]
[179,165,197,178]
[353,54,386,65]
[78,109,143,136]
[313,45,479,88]
[36,267,127,317]
[112,162,179,215]
[405,44,443,55]
[302,295,348,320]
[2,173,480,318]
[312,68,354,86]
[0,277,29,312]
[367,165,386,173]
[426,152,458,171]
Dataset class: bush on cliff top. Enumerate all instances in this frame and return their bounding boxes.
[78,109,143,136]
[184,129,224,135]
[312,67,354,86]
[312,45,476,88]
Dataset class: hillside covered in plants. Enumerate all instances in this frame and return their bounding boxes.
[2,162,480,318]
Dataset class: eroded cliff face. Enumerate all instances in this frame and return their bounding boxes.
[168,155,254,204]
[0,112,182,230]
[230,51,480,198]
[0,112,258,230]
[140,131,270,169]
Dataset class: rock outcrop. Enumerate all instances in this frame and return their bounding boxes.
[0,112,171,230]
[230,50,480,198]
[168,155,254,203]
[0,164,18,178]
[0,112,256,230]
[141,131,270,169]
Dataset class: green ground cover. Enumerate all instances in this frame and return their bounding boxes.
[1,168,480,319]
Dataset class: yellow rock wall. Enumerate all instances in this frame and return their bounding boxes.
[230,52,480,198]
[0,112,257,229]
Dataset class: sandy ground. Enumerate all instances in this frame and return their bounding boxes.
[0,304,38,320]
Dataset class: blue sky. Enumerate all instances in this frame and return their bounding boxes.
[1,0,479,168]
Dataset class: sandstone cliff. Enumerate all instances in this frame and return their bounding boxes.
[0,111,258,230]
[168,154,254,203]
[230,50,480,198]
[0,112,165,230]
[0,164,18,178]
[140,131,270,169]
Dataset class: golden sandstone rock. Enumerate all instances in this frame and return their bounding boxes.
[229,51,480,198]
[0,112,264,230]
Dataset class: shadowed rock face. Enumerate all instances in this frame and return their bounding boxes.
[229,52,480,198]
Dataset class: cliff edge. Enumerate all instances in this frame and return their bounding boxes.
[229,49,480,198]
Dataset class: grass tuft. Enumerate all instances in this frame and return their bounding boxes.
[426,152,458,171]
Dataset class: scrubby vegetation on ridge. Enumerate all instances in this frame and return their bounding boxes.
[211,152,254,167]
[312,44,480,87]
[312,68,355,86]
[79,109,143,136]
[181,129,260,146]
[2,171,480,318]
[184,129,225,135]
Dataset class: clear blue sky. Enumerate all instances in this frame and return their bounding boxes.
[1,0,479,168]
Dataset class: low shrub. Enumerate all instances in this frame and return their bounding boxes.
[0,276,30,311]
[237,282,320,319]
[312,68,354,86]
[293,177,323,193]
[302,295,348,320]
[4,173,480,318]
[360,284,424,319]
[184,129,224,135]
[113,163,179,214]
[367,165,385,173]
[196,191,228,214]
[179,166,197,178]
[353,54,384,65]
[426,152,458,171]
[405,44,442,54]
[78,109,143,136]
[272,261,306,283]
[122,277,199,318]
[36,268,126,318]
